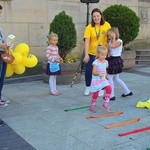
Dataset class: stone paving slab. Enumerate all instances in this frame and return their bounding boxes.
[0,66,150,150]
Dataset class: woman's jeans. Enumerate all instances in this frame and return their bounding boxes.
[85,54,96,87]
[0,53,6,99]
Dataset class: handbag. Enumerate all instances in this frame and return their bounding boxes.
[1,51,15,64]
[49,62,60,73]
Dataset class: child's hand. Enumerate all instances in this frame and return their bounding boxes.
[106,74,109,80]
[112,32,116,39]
[99,73,105,77]
[55,58,62,62]
[60,58,63,63]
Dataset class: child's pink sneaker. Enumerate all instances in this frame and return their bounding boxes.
[55,91,62,95]
[49,91,59,96]
[103,103,111,112]
[90,102,96,113]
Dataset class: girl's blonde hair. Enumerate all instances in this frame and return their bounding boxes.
[107,27,120,39]
[47,32,58,40]
[97,45,108,55]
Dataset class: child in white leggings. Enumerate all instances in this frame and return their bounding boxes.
[46,32,63,96]
[108,74,132,100]
[107,28,133,100]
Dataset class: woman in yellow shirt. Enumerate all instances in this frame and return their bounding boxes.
[83,8,111,96]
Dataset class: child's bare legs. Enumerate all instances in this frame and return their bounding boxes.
[90,91,99,112]
[103,85,112,111]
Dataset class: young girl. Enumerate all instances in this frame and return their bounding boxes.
[107,27,133,100]
[90,46,112,112]
[46,32,63,96]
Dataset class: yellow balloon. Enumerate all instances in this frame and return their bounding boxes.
[12,51,23,65]
[14,64,26,74]
[22,54,38,68]
[6,64,14,77]
[14,43,30,56]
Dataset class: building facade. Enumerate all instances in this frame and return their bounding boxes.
[0,0,150,61]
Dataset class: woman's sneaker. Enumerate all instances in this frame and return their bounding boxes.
[84,87,90,96]
[0,101,8,107]
[0,99,10,104]
[99,90,104,97]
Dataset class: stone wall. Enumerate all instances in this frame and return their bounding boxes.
[0,0,150,61]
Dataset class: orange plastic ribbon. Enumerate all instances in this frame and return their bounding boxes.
[86,112,123,119]
[105,118,140,129]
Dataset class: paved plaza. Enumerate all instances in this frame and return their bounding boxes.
[0,65,150,150]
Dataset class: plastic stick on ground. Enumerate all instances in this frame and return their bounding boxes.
[105,118,140,129]
[118,126,150,137]
[86,112,123,119]
[64,106,90,112]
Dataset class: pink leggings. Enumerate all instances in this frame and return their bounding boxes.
[91,85,112,103]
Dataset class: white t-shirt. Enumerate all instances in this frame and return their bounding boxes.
[109,38,123,57]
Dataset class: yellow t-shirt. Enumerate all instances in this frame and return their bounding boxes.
[84,21,111,56]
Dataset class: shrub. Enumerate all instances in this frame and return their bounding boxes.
[49,11,77,60]
[103,4,140,48]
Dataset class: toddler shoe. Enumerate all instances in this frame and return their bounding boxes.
[90,102,96,113]
[103,102,111,112]
[55,91,62,95]
[49,91,59,96]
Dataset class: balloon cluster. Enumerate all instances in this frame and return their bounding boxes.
[6,43,38,77]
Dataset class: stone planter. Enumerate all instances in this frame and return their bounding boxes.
[121,51,136,69]
[43,61,82,85]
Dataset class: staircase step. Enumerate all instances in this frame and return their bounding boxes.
[135,49,150,65]
[136,55,150,57]
[135,49,150,51]
[135,59,150,62]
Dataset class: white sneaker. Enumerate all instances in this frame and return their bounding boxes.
[84,87,90,96]
[99,90,104,97]
[0,101,8,107]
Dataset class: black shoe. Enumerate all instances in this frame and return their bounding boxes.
[110,97,116,100]
[122,92,133,97]
[0,119,4,127]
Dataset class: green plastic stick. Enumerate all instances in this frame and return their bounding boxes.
[64,105,90,112]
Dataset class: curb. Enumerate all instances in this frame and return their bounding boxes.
[5,74,43,84]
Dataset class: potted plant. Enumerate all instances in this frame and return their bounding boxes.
[103,4,140,69]
[43,11,81,85]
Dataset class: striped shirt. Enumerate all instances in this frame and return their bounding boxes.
[46,45,60,63]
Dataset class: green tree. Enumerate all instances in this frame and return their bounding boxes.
[49,11,77,60]
[103,4,140,48]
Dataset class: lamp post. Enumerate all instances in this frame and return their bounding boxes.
[80,0,100,26]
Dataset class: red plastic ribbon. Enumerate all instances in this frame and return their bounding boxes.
[118,126,150,136]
